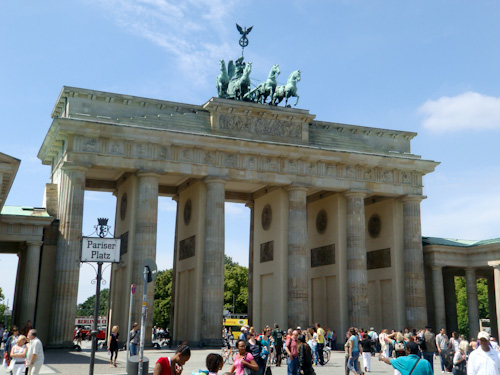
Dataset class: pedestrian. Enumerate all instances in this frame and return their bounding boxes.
[467,331,500,375]
[272,324,284,367]
[230,340,259,375]
[452,340,468,375]
[436,328,450,373]
[379,341,433,375]
[315,323,326,366]
[360,333,372,373]
[10,335,27,375]
[129,322,140,356]
[26,329,44,375]
[347,327,360,375]
[422,326,437,371]
[285,330,299,375]
[248,330,264,375]
[298,334,314,375]
[107,325,119,367]
[153,344,191,375]
[206,353,224,375]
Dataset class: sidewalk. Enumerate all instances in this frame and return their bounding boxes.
[23,343,442,375]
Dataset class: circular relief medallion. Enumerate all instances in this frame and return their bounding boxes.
[368,214,382,238]
[184,199,192,225]
[120,193,127,221]
[316,209,328,234]
[261,204,272,231]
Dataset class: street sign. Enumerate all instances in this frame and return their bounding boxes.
[131,284,136,295]
[140,258,158,283]
[81,237,121,263]
[4,309,12,316]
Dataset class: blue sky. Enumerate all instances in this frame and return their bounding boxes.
[1,0,500,305]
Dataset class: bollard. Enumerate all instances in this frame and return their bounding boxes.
[127,356,149,375]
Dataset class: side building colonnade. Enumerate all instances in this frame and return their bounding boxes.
[35,87,439,346]
[424,237,500,340]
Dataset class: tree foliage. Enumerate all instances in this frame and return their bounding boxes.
[153,269,173,329]
[76,288,109,317]
[455,276,489,338]
[224,256,248,314]
[0,287,5,321]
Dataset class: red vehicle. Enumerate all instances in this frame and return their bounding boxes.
[74,317,107,341]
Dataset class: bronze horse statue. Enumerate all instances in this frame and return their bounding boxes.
[272,70,301,107]
[245,64,280,104]
[216,59,229,98]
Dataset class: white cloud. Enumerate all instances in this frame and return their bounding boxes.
[159,198,177,212]
[418,92,500,132]
[88,0,239,86]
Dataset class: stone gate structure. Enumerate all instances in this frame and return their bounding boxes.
[34,86,443,346]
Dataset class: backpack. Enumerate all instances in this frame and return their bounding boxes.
[394,341,406,357]
[418,336,427,351]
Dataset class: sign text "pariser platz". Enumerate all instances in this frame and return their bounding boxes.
[81,237,121,263]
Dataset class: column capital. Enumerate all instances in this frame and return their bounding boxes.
[489,261,500,270]
[431,265,444,271]
[136,171,161,179]
[61,162,89,173]
[400,195,427,203]
[465,267,477,274]
[286,185,308,193]
[344,189,369,199]
[26,241,44,247]
[203,177,227,185]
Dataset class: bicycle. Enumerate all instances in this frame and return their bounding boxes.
[322,346,331,365]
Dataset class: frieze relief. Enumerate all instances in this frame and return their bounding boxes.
[72,135,422,189]
[219,113,302,139]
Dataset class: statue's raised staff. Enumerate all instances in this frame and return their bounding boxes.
[244,64,280,104]
[272,70,301,107]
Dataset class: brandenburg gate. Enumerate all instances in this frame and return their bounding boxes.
[37,86,438,346]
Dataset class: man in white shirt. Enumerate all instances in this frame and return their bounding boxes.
[26,329,44,375]
[435,328,449,373]
[468,331,500,375]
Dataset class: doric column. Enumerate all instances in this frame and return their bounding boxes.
[487,274,498,339]
[443,270,459,333]
[50,164,86,346]
[201,178,225,345]
[246,201,254,325]
[345,191,368,329]
[19,241,43,325]
[431,265,446,331]
[465,268,480,338]
[287,187,309,328]
[170,195,179,341]
[401,195,427,328]
[492,264,500,339]
[133,172,159,343]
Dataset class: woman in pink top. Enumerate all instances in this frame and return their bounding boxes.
[230,340,259,375]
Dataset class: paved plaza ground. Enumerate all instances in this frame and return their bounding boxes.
[6,342,443,375]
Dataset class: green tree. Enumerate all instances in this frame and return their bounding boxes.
[224,257,248,314]
[0,287,5,321]
[76,288,109,317]
[455,277,489,338]
[153,269,173,329]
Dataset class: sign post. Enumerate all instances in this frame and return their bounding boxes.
[139,258,157,375]
[126,284,135,365]
[83,218,120,375]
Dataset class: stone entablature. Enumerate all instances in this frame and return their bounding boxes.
[39,88,438,197]
[424,240,500,268]
[48,87,422,156]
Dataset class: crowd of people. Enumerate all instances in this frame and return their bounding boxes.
[1,322,44,375]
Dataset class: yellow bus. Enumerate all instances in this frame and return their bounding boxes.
[223,317,248,339]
